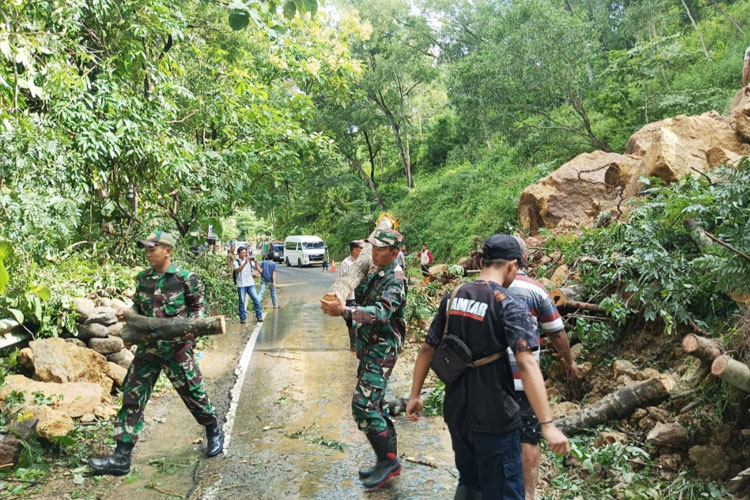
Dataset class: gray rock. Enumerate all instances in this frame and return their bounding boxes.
[110,298,130,311]
[83,309,117,326]
[76,323,108,340]
[0,434,22,468]
[647,422,689,448]
[106,322,124,337]
[107,348,134,369]
[88,336,124,355]
[72,298,96,319]
[95,298,112,308]
[64,338,87,348]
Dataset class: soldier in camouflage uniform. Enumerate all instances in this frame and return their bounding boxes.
[320,228,407,489]
[89,231,224,476]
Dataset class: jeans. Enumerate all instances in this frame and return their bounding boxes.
[237,285,262,321]
[258,281,277,307]
[449,426,524,500]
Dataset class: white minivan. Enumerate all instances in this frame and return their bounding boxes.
[284,235,327,267]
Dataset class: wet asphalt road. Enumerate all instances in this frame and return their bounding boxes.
[201,265,457,499]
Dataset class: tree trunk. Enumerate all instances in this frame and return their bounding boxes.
[121,310,225,344]
[322,215,397,302]
[710,0,744,35]
[680,0,710,61]
[682,333,723,387]
[556,376,675,436]
[711,355,750,392]
[549,285,588,308]
[684,218,713,252]
[345,154,386,211]
[682,334,722,363]
[373,93,413,188]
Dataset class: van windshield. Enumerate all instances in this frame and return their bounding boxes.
[302,241,325,250]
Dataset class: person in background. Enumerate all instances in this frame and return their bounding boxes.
[397,244,406,271]
[258,253,279,309]
[234,247,263,324]
[322,250,329,272]
[743,44,750,94]
[509,235,578,500]
[226,243,236,272]
[341,240,364,351]
[418,243,433,283]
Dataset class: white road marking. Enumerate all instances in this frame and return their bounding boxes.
[221,315,264,452]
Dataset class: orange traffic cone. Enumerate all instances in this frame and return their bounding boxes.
[331,260,336,272]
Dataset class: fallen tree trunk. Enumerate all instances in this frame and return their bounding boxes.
[556,376,675,436]
[554,298,605,313]
[323,213,397,302]
[120,310,225,344]
[681,334,724,388]
[682,333,722,362]
[711,355,750,392]
[549,286,588,308]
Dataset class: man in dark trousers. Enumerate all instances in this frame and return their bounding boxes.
[320,228,407,489]
[89,230,224,476]
[406,234,569,500]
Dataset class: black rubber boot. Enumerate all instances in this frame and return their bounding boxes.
[359,421,397,479]
[454,485,482,500]
[361,430,401,489]
[88,441,134,476]
[206,423,225,457]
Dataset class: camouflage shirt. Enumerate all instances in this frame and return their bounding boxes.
[349,260,407,353]
[133,263,204,356]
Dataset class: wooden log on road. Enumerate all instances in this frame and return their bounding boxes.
[322,213,398,302]
[556,376,675,436]
[711,355,750,392]
[120,309,225,344]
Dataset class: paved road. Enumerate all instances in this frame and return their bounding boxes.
[201,265,456,499]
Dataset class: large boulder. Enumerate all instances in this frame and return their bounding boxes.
[72,298,96,319]
[27,338,113,396]
[0,375,103,417]
[518,151,643,232]
[106,362,127,387]
[628,111,743,182]
[15,405,74,439]
[76,322,108,340]
[83,307,117,326]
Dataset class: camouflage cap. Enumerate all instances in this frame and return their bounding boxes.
[366,228,403,248]
[138,230,176,248]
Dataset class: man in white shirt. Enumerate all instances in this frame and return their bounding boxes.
[341,240,363,351]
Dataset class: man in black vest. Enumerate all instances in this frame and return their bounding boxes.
[405,234,569,500]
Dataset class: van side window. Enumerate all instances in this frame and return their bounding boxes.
[286,241,295,250]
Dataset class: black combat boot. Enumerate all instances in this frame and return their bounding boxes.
[206,423,225,457]
[359,421,397,479]
[454,485,482,500]
[88,441,134,476]
[361,430,401,489]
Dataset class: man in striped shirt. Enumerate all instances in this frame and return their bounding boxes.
[509,236,578,500]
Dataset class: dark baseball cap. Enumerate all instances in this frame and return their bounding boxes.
[138,230,176,248]
[482,234,528,268]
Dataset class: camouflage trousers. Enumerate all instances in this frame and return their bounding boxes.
[114,345,218,444]
[352,335,401,435]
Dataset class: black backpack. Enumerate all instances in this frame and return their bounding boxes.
[232,258,241,285]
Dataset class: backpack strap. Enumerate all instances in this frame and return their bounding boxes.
[443,284,463,336]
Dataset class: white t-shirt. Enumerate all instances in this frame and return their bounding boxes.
[233,257,257,287]
[744,46,750,62]
[341,255,356,301]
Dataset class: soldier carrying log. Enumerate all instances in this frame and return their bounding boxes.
[320,228,407,489]
[89,230,224,476]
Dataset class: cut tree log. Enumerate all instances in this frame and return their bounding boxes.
[556,376,675,436]
[549,286,587,307]
[550,295,605,313]
[711,355,750,392]
[120,309,225,344]
[322,213,398,302]
[682,334,722,363]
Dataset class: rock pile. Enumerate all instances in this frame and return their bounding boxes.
[519,102,750,233]
[71,296,134,369]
